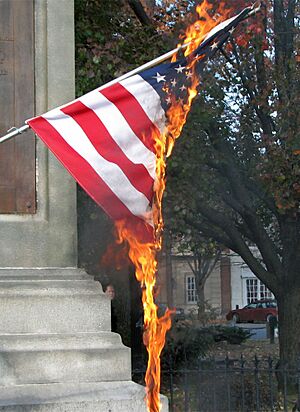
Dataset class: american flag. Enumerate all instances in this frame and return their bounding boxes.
[27,7,252,242]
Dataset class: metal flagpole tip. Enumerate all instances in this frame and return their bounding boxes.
[0,124,30,144]
[250,1,262,15]
[8,125,29,134]
[7,127,19,134]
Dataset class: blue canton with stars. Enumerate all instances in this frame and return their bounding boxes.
[138,6,251,112]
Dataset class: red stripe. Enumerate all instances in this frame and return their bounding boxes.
[100,83,159,154]
[61,101,154,202]
[28,116,154,243]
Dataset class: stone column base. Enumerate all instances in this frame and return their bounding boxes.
[0,381,168,411]
[0,269,169,411]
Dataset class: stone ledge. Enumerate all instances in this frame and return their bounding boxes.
[0,332,131,385]
[0,269,89,279]
[0,332,124,350]
[0,268,95,282]
[0,295,110,334]
[0,381,169,411]
[0,381,168,412]
[0,281,101,296]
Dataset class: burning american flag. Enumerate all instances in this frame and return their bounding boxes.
[27,5,253,244]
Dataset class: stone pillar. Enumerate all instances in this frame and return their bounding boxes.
[0,0,77,268]
[0,1,167,410]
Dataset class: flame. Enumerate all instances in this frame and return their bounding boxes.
[114,2,234,411]
[184,1,231,55]
[166,0,232,156]
[115,220,172,412]
[101,242,130,271]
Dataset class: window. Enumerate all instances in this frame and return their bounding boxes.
[246,278,273,304]
[246,278,258,303]
[186,275,197,304]
[260,282,273,300]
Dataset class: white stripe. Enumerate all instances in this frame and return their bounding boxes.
[43,109,151,219]
[79,90,156,180]
[120,75,167,134]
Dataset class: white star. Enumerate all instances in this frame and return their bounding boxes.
[186,71,193,79]
[153,72,166,83]
[229,27,235,35]
[175,64,185,73]
[211,42,218,50]
[180,84,187,92]
[166,96,172,104]
[171,78,177,87]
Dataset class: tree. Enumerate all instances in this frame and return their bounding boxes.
[75,0,170,97]
[128,0,155,26]
[166,0,299,373]
[179,240,221,317]
[166,214,222,316]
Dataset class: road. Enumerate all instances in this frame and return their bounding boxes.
[228,322,278,340]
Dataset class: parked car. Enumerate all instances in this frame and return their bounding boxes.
[226,299,278,323]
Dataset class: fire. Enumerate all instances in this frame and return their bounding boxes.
[115,219,172,412]
[114,2,234,411]
[184,1,231,55]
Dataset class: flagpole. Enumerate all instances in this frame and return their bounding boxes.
[98,42,191,91]
[0,2,261,145]
[0,41,192,145]
[0,125,30,144]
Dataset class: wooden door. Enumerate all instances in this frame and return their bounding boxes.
[0,0,36,213]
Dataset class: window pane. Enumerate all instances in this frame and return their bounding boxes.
[246,278,258,304]
[259,281,273,300]
[186,275,197,304]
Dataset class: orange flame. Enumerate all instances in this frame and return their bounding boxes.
[184,1,231,55]
[114,2,234,411]
[115,220,172,412]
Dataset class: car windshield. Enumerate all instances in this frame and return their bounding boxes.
[257,302,267,308]
[266,301,277,308]
[244,301,277,309]
[245,303,257,309]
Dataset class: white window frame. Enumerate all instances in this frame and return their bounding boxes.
[259,282,273,301]
[244,277,274,304]
[186,275,197,304]
[246,278,258,303]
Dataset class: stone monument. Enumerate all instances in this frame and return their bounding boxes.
[0,1,167,410]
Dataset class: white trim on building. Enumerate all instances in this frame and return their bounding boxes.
[230,252,274,310]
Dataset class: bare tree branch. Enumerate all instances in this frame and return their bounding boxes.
[192,202,281,294]
[127,0,154,27]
